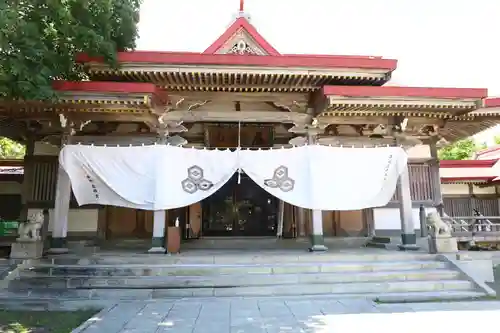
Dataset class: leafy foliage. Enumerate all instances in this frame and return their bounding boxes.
[0,0,142,100]
[0,137,25,159]
[438,138,485,160]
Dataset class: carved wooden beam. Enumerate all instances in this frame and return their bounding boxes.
[317,115,391,125]
[158,110,312,124]
[0,112,157,123]
[167,92,308,104]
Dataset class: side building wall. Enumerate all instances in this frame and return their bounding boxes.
[28,142,100,239]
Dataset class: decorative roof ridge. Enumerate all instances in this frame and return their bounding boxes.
[203,16,280,56]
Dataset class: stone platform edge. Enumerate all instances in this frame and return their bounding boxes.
[437,253,496,297]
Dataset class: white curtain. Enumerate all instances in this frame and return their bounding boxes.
[60,145,407,211]
[154,146,238,209]
[59,145,159,210]
[240,145,407,210]
[60,145,239,210]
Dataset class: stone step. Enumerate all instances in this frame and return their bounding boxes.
[39,252,438,265]
[19,260,450,277]
[4,280,477,299]
[10,269,463,289]
[0,291,487,310]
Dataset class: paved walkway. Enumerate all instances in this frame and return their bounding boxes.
[74,298,500,333]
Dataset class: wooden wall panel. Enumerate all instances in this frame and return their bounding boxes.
[444,196,500,217]
[322,210,335,236]
[189,202,202,238]
[336,210,364,237]
[391,163,433,203]
[28,156,58,204]
[106,207,137,239]
[282,202,297,238]
[106,207,153,239]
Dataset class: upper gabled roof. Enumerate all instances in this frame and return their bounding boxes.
[203,16,280,56]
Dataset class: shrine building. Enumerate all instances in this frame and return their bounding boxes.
[1,6,499,253]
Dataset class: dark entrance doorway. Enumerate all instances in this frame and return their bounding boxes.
[202,173,278,236]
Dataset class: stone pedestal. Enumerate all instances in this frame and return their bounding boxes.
[10,240,43,259]
[428,236,458,254]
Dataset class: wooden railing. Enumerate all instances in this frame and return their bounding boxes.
[442,216,500,238]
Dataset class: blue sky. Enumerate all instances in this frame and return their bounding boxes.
[137,0,500,97]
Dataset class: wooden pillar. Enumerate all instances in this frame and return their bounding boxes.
[307,130,327,252]
[397,165,419,250]
[297,207,306,237]
[149,133,168,253]
[20,135,35,221]
[48,134,72,254]
[429,140,444,216]
[149,210,166,253]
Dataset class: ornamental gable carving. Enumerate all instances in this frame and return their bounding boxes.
[216,28,268,56]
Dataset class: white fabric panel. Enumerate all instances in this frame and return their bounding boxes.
[59,145,159,209]
[60,144,407,211]
[154,146,239,209]
[239,146,310,209]
[308,146,407,210]
[240,145,407,211]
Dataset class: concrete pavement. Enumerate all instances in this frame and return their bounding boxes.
[72,297,500,333]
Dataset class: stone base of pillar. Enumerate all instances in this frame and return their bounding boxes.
[309,244,328,252]
[397,244,420,251]
[398,232,419,251]
[309,234,327,252]
[47,237,68,254]
[148,247,166,253]
[149,237,166,253]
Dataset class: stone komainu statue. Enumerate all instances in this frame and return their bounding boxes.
[17,211,43,241]
[426,211,452,238]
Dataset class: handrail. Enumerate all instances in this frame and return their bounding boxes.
[441,216,500,233]
[442,212,468,232]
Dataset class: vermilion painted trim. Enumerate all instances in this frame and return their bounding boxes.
[76,52,398,71]
[439,160,497,168]
[485,98,500,108]
[282,54,384,59]
[52,81,160,94]
[323,86,488,99]
[203,17,280,56]
[440,176,495,182]
[476,145,500,157]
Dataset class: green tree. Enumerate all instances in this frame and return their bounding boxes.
[0,0,142,100]
[0,137,25,159]
[438,138,484,160]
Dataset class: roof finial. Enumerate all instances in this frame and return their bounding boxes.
[236,0,250,20]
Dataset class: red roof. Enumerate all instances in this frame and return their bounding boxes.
[323,86,488,99]
[485,98,500,108]
[77,51,398,70]
[76,13,398,71]
[52,81,161,94]
[204,17,280,56]
[441,176,496,182]
[439,159,497,168]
